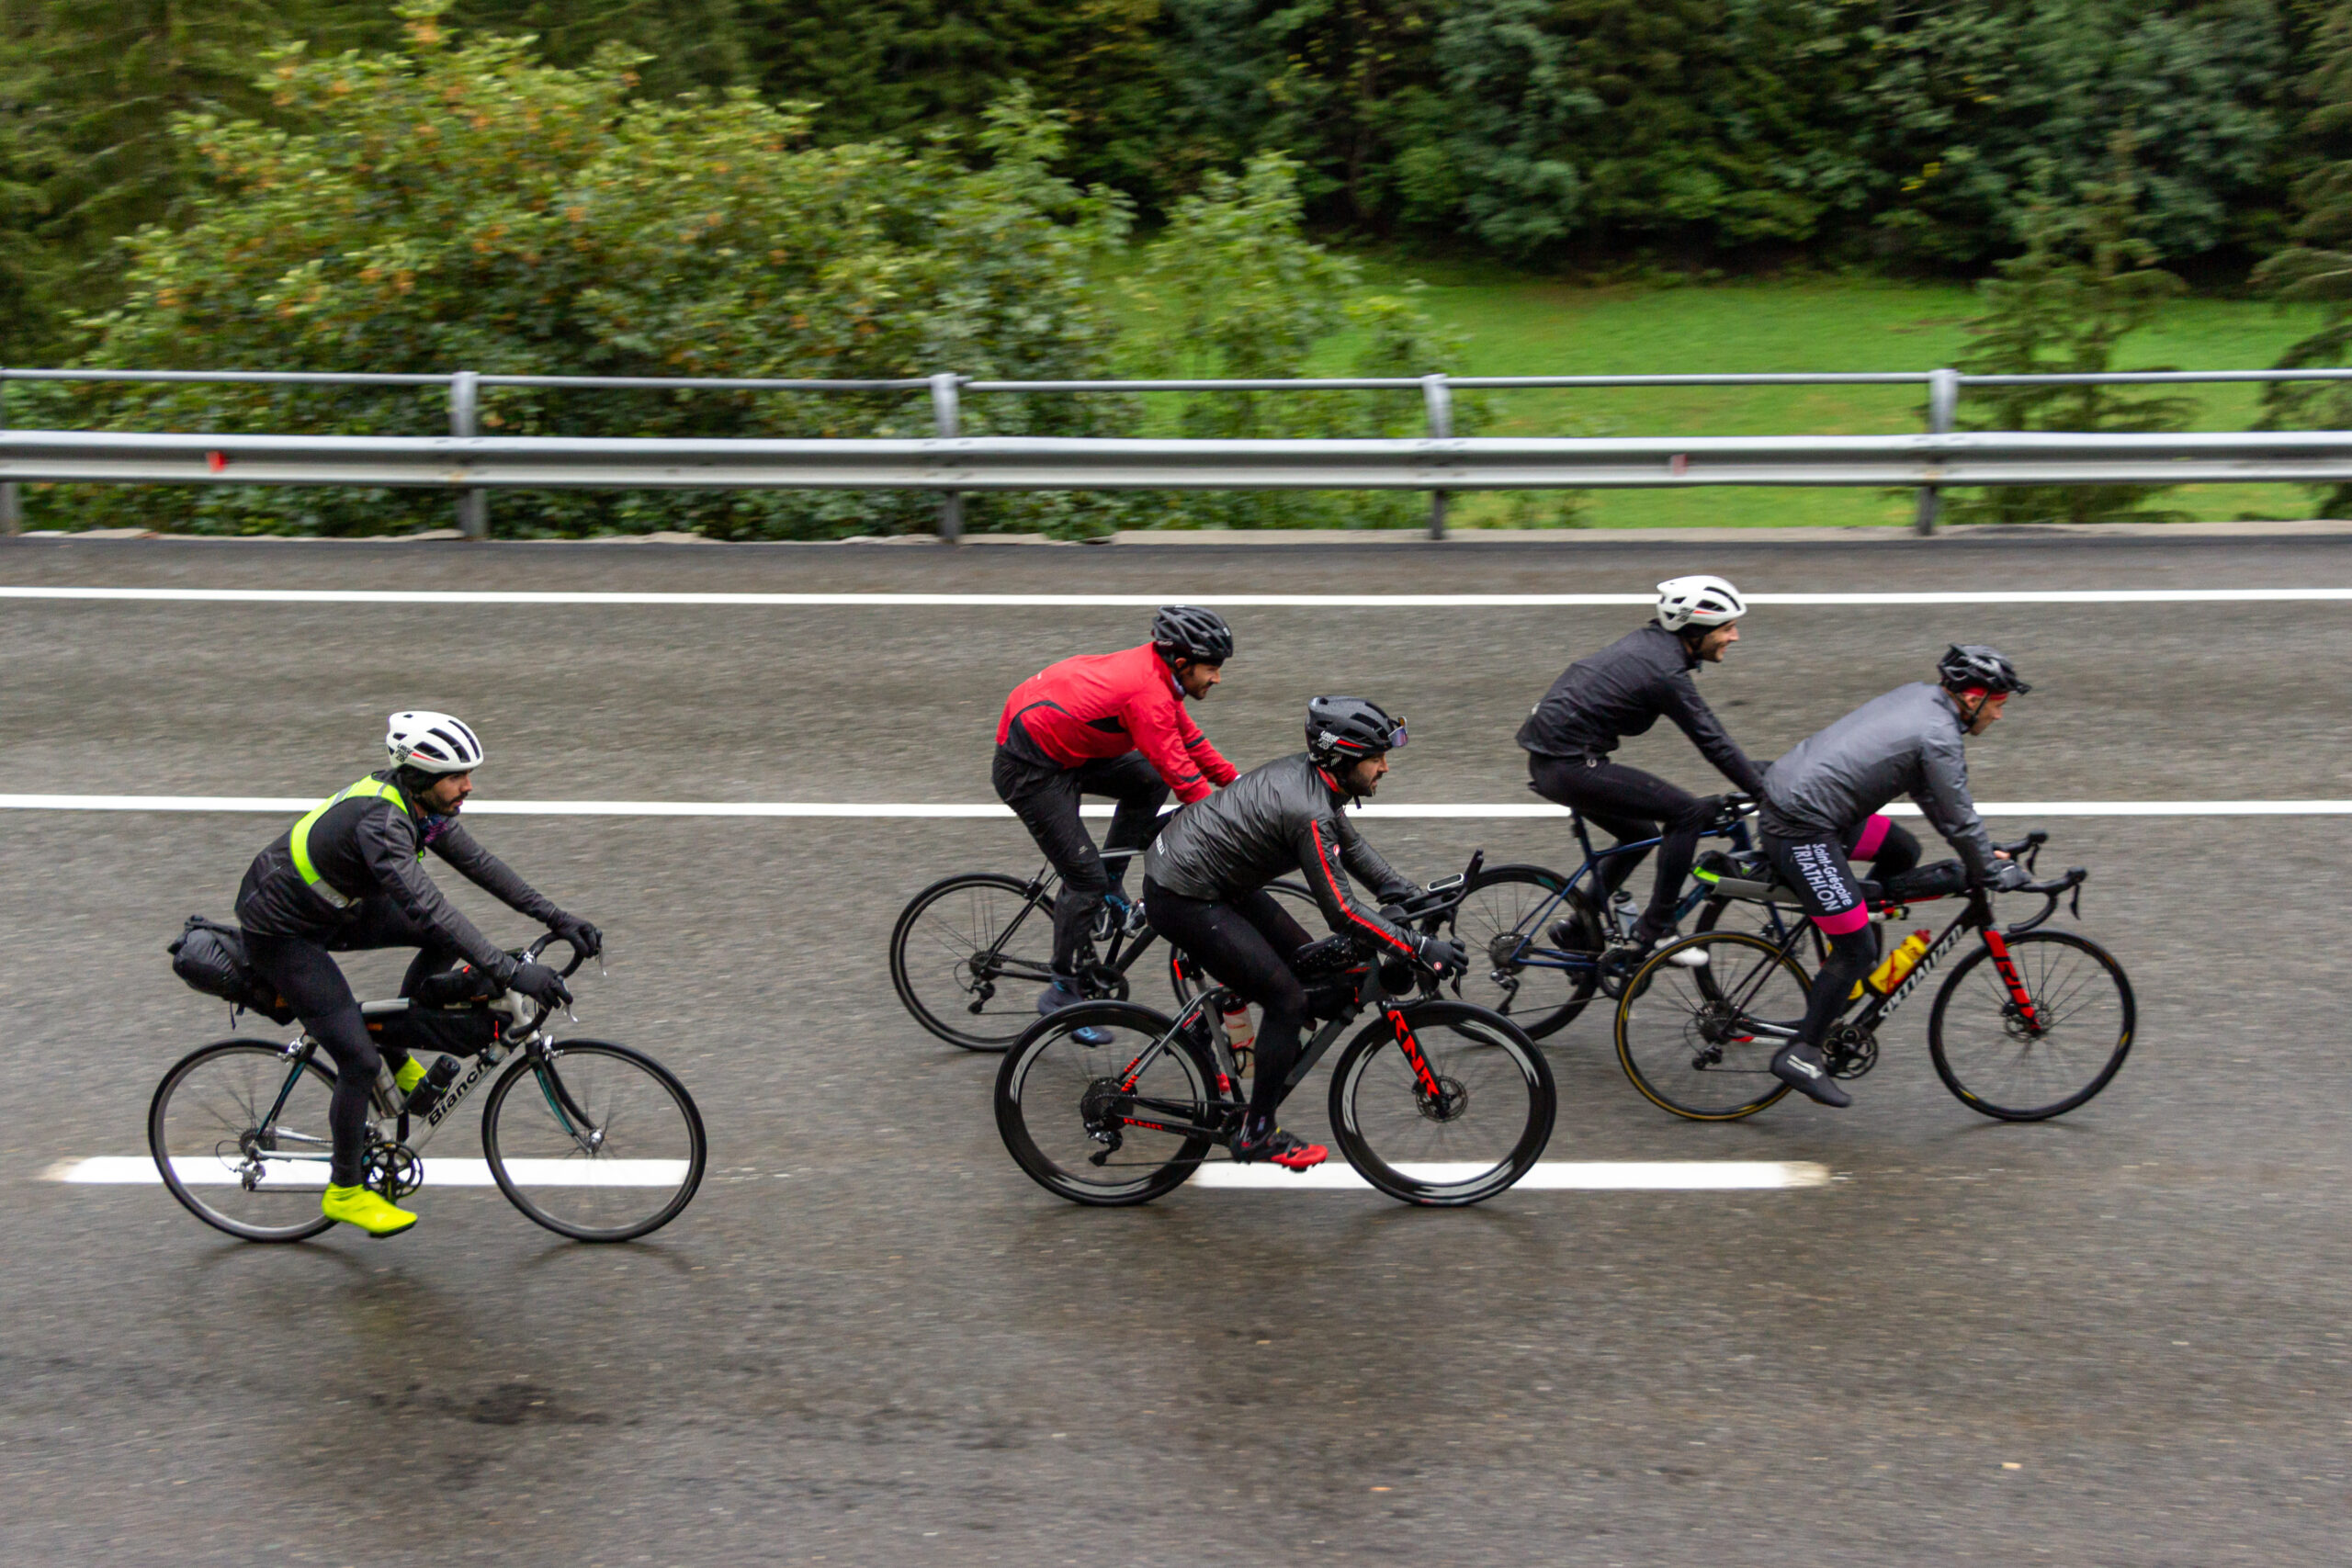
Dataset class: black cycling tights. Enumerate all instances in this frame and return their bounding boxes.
[1529,754,1718,936]
[1142,879,1316,1126]
[243,905,461,1188]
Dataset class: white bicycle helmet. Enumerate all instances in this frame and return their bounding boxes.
[1655,574,1747,632]
[385,710,485,773]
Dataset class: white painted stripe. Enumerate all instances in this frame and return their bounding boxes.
[1189,1160,1831,1191]
[1,585,2348,608]
[2,794,2347,818]
[47,1155,689,1188]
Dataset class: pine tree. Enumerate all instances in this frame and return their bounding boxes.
[1949,137,2195,525]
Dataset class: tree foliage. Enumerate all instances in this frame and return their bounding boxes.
[2256,0,2352,515]
[1947,141,2196,525]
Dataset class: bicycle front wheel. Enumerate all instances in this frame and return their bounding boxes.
[1328,1001,1555,1206]
[1453,863,1601,1039]
[1928,930,2135,1121]
[482,1041,707,1241]
[995,1002,1217,1207]
[1615,932,1805,1121]
[891,872,1059,1053]
[148,1039,339,1242]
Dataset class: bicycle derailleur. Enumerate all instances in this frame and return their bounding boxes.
[1080,1078,1127,1164]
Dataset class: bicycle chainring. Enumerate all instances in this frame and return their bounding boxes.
[1080,962,1129,1002]
[1825,1024,1879,1079]
[362,1140,424,1200]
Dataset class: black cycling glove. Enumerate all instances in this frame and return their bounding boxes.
[548,911,604,959]
[1412,934,1468,976]
[509,961,573,1009]
[1988,860,2033,892]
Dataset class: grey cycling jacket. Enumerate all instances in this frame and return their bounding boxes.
[235,773,557,978]
[1144,751,1423,959]
[1758,682,1998,879]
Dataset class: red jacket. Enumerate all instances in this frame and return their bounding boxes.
[996,644,1238,803]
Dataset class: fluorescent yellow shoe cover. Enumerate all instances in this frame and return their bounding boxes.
[392,1056,427,1096]
[323,1183,418,1237]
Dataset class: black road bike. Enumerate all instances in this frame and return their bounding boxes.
[994,853,1557,1208]
[150,935,707,1242]
[1613,832,2135,1122]
[890,848,1315,1052]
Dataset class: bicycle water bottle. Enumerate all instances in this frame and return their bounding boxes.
[1221,998,1257,1077]
[1863,930,1932,997]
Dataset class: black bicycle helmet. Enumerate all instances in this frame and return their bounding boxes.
[1305,695,1408,763]
[1937,644,2032,695]
[1151,604,1233,666]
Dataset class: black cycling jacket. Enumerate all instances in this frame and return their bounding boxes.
[1515,622,1768,796]
[1144,751,1422,959]
[234,771,558,980]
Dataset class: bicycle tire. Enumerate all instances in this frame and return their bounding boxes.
[1928,930,2135,1121]
[1328,1000,1555,1206]
[1614,932,1805,1121]
[1453,863,1602,1040]
[995,1001,1220,1207]
[890,871,1058,1053]
[149,1038,339,1243]
[481,1040,707,1241]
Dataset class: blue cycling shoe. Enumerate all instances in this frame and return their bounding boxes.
[1037,977,1114,1046]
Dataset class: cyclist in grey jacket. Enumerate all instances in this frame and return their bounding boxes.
[1145,697,1466,1170]
[1756,647,2033,1106]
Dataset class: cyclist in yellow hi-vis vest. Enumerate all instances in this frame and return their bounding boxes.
[234,712,598,1237]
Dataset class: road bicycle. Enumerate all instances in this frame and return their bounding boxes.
[995,852,1556,1208]
[1451,795,1784,1039]
[889,848,1315,1052]
[149,935,707,1242]
[1613,830,2135,1122]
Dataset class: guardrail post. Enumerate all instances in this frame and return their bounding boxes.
[1422,373,1453,540]
[450,371,488,539]
[931,373,963,543]
[0,372,18,535]
[1915,367,1960,536]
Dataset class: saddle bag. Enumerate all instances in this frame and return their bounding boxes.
[167,916,296,1024]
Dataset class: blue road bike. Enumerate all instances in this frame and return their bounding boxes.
[1452,795,1811,1039]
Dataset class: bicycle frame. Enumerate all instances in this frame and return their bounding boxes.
[965,850,1161,997]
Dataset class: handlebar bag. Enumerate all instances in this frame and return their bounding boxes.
[168,916,297,1024]
[1880,859,1968,902]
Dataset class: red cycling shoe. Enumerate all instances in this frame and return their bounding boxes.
[1231,1123,1329,1171]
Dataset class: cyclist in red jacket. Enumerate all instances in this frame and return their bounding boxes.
[995,606,1238,1021]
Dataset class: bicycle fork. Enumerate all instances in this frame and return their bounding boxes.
[1979,929,2046,1033]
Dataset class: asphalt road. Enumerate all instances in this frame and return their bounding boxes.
[4,532,2346,1566]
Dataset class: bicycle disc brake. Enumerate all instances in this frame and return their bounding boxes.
[362,1140,424,1200]
[1416,1075,1469,1122]
[1826,1024,1879,1080]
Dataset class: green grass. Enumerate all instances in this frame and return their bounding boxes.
[1311,272,2330,528]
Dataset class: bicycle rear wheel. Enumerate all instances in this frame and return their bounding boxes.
[1614,932,1805,1121]
[1328,1000,1555,1206]
[148,1039,339,1242]
[891,872,1059,1053]
[1453,863,1601,1039]
[1928,931,2135,1121]
[482,1041,707,1241]
[995,1002,1219,1206]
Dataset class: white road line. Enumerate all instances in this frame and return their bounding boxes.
[47,1156,688,1188]
[51,1155,1825,1193]
[1189,1160,1831,1191]
[2,794,2347,818]
[2,586,2349,608]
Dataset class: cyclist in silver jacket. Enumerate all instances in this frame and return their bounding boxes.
[1755,646,2033,1106]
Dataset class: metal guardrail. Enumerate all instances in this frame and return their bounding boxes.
[8,428,2352,494]
[5,364,2350,540]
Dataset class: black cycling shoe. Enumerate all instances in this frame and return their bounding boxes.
[1771,1043,1854,1107]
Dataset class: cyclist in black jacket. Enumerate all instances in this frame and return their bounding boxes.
[236,712,598,1238]
[1145,696,1466,1171]
[1517,575,1767,956]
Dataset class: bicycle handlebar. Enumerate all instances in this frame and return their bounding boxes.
[498,931,594,1036]
[2002,865,2086,936]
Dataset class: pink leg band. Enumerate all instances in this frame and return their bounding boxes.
[1853,814,1891,860]
[1813,904,1871,936]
